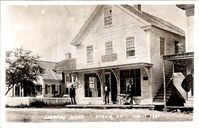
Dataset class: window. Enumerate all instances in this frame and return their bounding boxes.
[120,69,141,96]
[55,85,59,94]
[45,84,51,94]
[15,85,20,97]
[160,37,165,56]
[87,45,93,63]
[84,73,101,97]
[65,87,69,94]
[52,84,55,94]
[66,74,72,83]
[36,85,42,95]
[104,6,112,26]
[105,41,113,55]
[126,36,135,57]
[175,41,180,54]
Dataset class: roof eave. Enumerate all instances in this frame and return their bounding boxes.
[150,25,185,37]
[70,5,103,46]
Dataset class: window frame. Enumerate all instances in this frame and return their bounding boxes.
[160,37,165,56]
[174,40,180,54]
[84,73,101,97]
[86,45,93,63]
[104,6,112,27]
[45,84,51,94]
[55,85,59,94]
[120,69,141,96]
[126,36,136,57]
[105,41,113,55]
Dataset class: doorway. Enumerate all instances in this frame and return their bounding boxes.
[105,72,117,104]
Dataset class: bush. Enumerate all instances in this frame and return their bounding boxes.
[5,103,29,108]
[30,100,46,108]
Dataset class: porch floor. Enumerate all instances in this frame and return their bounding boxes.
[65,103,160,109]
[65,102,193,111]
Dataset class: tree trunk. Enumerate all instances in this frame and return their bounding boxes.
[5,84,15,95]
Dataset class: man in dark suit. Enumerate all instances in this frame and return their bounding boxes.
[127,80,134,105]
[69,84,76,104]
[104,83,110,104]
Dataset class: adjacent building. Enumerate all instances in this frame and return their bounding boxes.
[7,61,63,98]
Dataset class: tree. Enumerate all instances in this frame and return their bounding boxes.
[5,48,44,95]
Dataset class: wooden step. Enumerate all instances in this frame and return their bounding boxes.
[155,94,172,97]
[154,95,171,99]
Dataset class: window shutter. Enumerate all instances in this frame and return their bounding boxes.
[45,84,48,94]
[62,72,65,83]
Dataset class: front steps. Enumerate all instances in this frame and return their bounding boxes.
[153,82,174,102]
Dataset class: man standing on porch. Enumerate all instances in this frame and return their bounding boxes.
[127,80,134,105]
[69,84,76,105]
[104,83,110,104]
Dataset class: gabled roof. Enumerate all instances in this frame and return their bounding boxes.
[54,58,76,72]
[39,61,62,81]
[122,5,185,36]
[71,5,185,46]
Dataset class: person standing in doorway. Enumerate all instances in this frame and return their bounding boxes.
[127,80,134,105]
[69,84,76,104]
[104,83,110,104]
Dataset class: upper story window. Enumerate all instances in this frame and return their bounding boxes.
[126,36,135,57]
[87,45,93,63]
[105,41,113,55]
[160,37,165,56]
[104,6,112,26]
[175,40,180,54]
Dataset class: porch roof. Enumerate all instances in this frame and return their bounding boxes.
[55,62,153,73]
[163,52,194,61]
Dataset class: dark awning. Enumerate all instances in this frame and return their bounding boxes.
[163,52,194,61]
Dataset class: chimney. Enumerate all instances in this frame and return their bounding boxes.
[134,4,141,11]
[65,52,71,59]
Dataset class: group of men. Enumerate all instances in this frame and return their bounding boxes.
[104,79,134,105]
[69,79,135,105]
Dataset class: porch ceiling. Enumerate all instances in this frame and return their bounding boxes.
[163,52,194,61]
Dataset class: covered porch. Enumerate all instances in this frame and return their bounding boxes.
[57,62,153,105]
[162,52,194,108]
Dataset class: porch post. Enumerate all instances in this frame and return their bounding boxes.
[94,70,105,100]
[149,68,153,103]
[20,83,24,97]
[42,83,45,97]
[101,70,105,100]
[13,85,15,97]
[163,60,167,111]
[143,66,153,103]
[116,69,120,96]
[110,68,120,103]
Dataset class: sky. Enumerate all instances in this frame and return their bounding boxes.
[2,5,187,62]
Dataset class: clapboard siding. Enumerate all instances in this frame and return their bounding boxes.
[150,27,185,98]
[76,6,150,70]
